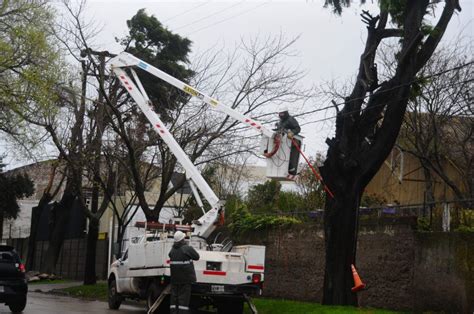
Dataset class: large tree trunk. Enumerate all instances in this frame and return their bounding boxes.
[322,184,360,305]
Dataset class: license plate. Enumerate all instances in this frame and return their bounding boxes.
[211,285,224,293]
[0,286,3,293]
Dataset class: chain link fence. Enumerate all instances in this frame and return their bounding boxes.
[259,198,474,232]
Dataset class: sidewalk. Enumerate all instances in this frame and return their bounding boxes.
[29,281,83,293]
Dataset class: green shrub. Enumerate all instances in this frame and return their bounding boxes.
[454,225,474,233]
[417,217,431,231]
[228,206,301,234]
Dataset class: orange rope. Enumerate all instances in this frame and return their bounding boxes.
[264,134,281,158]
[291,138,335,199]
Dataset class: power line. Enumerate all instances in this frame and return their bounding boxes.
[185,1,270,36]
[68,58,473,134]
[228,67,474,134]
[162,1,212,23]
[249,60,474,123]
[173,1,247,31]
[296,60,474,119]
[300,77,474,127]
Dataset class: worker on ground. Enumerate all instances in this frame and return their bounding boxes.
[275,106,301,176]
[169,231,200,314]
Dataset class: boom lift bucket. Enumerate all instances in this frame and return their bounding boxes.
[261,133,303,181]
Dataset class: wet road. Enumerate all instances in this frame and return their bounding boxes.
[0,292,146,314]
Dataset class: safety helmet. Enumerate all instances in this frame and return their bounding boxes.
[278,105,289,113]
[174,231,186,242]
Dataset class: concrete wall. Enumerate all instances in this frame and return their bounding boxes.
[413,233,473,313]
[236,218,473,312]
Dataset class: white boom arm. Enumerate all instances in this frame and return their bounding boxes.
[109,52,277,239]
[110,59,223,239]
[110,52,274,138]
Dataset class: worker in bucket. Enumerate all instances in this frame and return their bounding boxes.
[275,106,301,176]
[169,231,200,314]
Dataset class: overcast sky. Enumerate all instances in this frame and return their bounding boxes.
[82,0,474,151]
[2,0,472,169]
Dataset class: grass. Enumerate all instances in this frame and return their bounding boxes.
[29,279,71,285]
[244,298,399,314]
[56,284,399,313]
[56,282,108,300]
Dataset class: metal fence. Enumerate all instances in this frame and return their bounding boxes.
[2,237,109,280]
[260,198,474,232]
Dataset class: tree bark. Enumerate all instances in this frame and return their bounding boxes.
[322,184,360,305]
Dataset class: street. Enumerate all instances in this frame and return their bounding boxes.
[0,292,145,314]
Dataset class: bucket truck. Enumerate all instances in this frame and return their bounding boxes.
[106,52,301,314]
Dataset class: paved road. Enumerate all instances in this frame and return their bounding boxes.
[0,292,146,314]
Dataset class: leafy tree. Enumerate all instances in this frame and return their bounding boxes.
[320,0,462,305]
[0,161,34,238]
[121,8,194,122]
[296,155,326,211]
[0,0,63,147]
[247,180,281,213]
[0,0,77,276]
[247,180,317,214]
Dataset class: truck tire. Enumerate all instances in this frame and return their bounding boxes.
[146,282,161,314]
[108,278,122,310]
[8,297,27,313]
[147,282,169,314]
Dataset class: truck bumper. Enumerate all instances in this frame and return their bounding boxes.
[191,282,262,296]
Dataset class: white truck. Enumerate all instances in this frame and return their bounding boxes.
[106,52,302,314]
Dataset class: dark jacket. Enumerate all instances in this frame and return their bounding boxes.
[168,241,200,284]
[277,112,301,135]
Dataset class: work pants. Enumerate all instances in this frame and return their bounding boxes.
[170,283,191,314]
[289,139,301,175]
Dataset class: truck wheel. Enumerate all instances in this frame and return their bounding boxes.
[146,282,160,313]
[147,283,169,314]
[108,278,122,310]
[8,297,26,313]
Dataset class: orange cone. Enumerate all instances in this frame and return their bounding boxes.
[351,264,366,292]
